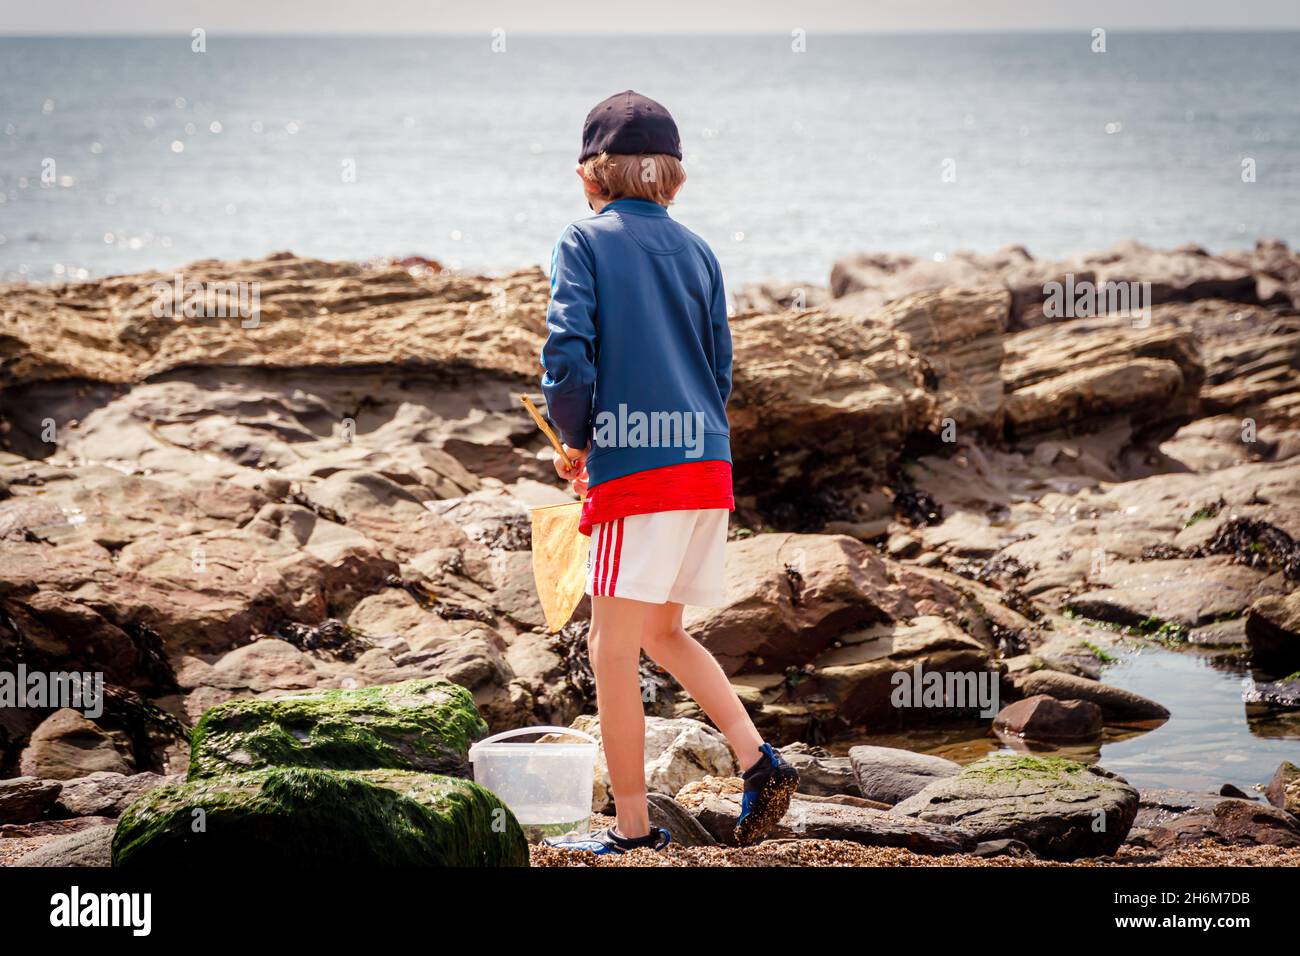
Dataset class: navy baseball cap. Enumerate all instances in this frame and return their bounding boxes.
[579,90,682,163]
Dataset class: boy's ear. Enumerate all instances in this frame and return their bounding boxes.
[575,164,602,196]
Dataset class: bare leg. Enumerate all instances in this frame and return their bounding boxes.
[639,601,764,773]
[589,594,653,839]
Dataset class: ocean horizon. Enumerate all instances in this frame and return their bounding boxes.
[2,31,1299,287]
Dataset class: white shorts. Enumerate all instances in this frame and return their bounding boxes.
[585,509,729,607]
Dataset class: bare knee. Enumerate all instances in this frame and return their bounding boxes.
[641,623,690,661]
[588,626,639,669]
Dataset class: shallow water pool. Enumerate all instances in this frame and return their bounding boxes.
[834,644,1300,795]
[1090,646,1300,793]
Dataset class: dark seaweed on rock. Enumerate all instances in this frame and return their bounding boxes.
[275,617,372,660]
[554,619,596,700]
[893,488,944,527]
[1202,518,1300,580]
[552,618,673,711]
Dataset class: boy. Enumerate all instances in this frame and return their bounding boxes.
[540,90,798,855]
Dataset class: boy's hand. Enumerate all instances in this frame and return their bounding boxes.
[554,443,590,496]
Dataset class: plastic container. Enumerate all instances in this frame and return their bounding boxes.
[469,725,597,843]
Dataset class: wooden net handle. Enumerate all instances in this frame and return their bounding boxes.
[518,394,574,470]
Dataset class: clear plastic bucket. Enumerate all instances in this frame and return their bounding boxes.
[469,726,597,843]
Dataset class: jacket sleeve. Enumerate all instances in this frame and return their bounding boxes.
[709,254,733,406]
[540,225,598,449]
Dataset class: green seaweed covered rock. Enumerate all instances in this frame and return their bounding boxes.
[891,753,1139,860]
[188,679,486,780]
[113,767,528,867]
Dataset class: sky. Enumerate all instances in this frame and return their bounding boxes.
[3,0,1300,34]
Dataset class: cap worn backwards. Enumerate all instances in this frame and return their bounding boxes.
[579,90,682,163]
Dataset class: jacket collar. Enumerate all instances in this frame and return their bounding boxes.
[602,197,669,217]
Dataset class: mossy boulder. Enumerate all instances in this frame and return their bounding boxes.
[891,753,1138,860]
[188,679,486,780]
[112,767,528,867]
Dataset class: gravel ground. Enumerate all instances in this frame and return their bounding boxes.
[531,821,1300,868]
[530,840,1300,867]
[6,814,1297,868]
[6,831,1296,868]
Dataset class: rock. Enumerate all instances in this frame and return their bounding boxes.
[18,824,114,867]
[0,775,62,823]
[681,535,993,738]
[104,528,333,655]
[1068,557,1281,630]
[683,533,914,675]
[1061,241,1260,306]
[1013,670,1169,722]
[778,744,858,797]
[847,746,961,805]
[0,470,268,548]
[111,767,528,867]
[1130,789,1226,831]
[1188,617,1250,647]
[188,678,486,780]
[303,468,426,523]
[1222,238,1300,307]
[725,310,927,504]
[828,247,1028,312]
[1246,591,1300,674]
[675,775,976,854]
[0,257,548,394]
[54,771,174,818]
[999,290,1204,434]
[1265,762,1300,815]
[342,589,523,726]
[1007,358,1189,436]
[1243,673,1300,708]
[1143,798,1300,850]
[573,715,737,814]
[951,455,1300,611]
[244,506,400,611]
[0,544,149,685]
[993,695,1104,741]
[188,639,322,693]
[867,287,1010,432]
[891,753,1139,860]
[18,709,134,780]
[731,281,831,314]
[792,791,891,810]
[646,793,717,847]
[971,838,1034,859]
[486,549,548,629]
[886,531,922,558]
[430,489,534,551]
[807,616,996,726]
[0,815,114,840]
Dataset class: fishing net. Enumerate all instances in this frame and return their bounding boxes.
[529,500,588,632]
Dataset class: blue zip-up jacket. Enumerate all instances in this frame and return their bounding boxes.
[540,197,732,489]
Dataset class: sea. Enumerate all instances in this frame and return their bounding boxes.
[1,31,1298,287]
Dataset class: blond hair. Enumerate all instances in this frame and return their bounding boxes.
[581,152,685,206]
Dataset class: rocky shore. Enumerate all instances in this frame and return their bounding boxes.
[2,239,1299,866]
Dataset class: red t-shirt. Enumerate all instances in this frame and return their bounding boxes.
[579,460,734,536]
